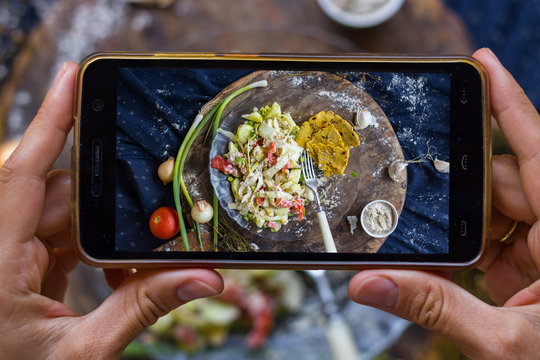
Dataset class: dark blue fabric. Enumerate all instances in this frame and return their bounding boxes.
[444,0,540,111]
[116,68,250,250]
[116,69,449,254]
[348,73,450,253]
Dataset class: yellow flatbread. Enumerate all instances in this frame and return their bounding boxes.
[308,111,333,130]
[296,110,360,176]
[310,124,345,148]
[295,121,313,147]
[310,143,349,176]
[332,116,361,147]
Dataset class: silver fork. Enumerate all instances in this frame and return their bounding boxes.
[301,150,337,252]
[305,270,361,360]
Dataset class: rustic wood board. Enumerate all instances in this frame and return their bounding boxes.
[159,70,407,253]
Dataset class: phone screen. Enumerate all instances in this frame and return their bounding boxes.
[77,55,487,266]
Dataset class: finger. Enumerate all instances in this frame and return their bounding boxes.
[41,247,79,302]
[492,155,535,225]
[53,246,80,274]
[36,170,72,246]
[431,270,453,281]
[1,62,77,179]
[484,154,537,273]
[505,254,540,307]
[78,269,223,359]
[42,225,72,251]
[477,209,508,272]
[474,49,540,216]
[349,270,500,357]
[0,62,77,244]
[485,224,539,305]
[490,208,517,241]
[104,269,134,290]
[473,48,540,162]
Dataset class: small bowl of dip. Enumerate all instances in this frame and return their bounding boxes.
[361,200,398,238]
[317,0,405,28]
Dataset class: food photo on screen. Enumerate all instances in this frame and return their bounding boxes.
[114,68,450,255]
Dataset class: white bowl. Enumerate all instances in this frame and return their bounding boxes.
[317,0,405,28]
[360,200,399,238]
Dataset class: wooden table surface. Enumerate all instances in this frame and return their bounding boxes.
[0,0,474,144]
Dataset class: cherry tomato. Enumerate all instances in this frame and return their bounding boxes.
[291,198,305,221]
[296,200,305,221]
[149,206,180,239]
[267,142,278,166]
[211,155,239,177]
[268,221,279,230]
[280,161,292,174]
[275,198,293,208]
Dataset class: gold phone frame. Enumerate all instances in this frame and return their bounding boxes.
[73,52,491,270]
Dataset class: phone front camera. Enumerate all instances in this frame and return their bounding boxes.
[91,99,105,112]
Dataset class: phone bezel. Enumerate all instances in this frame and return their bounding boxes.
[73,52,491,269]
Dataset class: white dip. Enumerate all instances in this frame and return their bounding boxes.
[363,202,394,234]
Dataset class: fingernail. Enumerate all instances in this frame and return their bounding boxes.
[177,280,220,302]
[352,276,399,308]
[52,62,68,87]
[484,48,502,65]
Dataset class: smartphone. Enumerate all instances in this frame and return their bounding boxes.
[73,52,491,269]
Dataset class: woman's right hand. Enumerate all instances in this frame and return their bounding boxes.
[349,48,540,359]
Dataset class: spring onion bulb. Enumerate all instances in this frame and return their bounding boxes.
[248,80,268,88]
[158,157,175,185]
[191,200,213,223]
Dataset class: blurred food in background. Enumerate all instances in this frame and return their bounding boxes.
[121,0,175,9]
[331,0,390,14]
[144,270,305,352]
[316,0,405,28]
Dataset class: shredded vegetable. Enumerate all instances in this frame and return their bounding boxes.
[212,102,314,231]
[210,80,268,245]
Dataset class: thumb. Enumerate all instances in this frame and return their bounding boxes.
[77,268,223,359]
[349,270,498,356]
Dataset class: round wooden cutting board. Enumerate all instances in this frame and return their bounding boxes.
[174,70,407,253]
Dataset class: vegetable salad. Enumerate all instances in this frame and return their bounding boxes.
[146,270,306,352]
[212,102,314,231]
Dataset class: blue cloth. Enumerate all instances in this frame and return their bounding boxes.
[116,69,449,254]
[350,73,451,253]
[115,68,250,250]
[444,0,540,111]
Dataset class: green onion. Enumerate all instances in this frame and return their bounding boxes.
[351,171,358,178]
[173,105,221,251]
[173,79,267,251]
